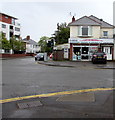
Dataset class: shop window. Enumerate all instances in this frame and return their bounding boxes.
[82,47,88,54]
[73,47,81,55]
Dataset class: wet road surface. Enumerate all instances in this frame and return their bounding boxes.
[1,57,114,118]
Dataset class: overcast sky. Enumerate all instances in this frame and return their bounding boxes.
[1,0,114,42]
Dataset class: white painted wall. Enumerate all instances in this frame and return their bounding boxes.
[100,28,113,38]
[0,21,21,40]
[26,43,40,54]
[70,25,113,39]
[0,22,10,40]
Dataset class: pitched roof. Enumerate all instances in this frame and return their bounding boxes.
[68,16,100,26]
[23,38,38,45]
[89,15,113,28]
[68,15,114,28]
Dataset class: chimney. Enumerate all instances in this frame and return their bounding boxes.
[100,19,103,24]
[26,35,30,40]
[72,16,75,22]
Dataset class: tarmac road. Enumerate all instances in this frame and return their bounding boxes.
[1,57,115,118]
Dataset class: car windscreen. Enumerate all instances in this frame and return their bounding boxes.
[38,53,44,56]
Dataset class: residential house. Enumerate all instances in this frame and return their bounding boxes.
[68,15,114,61]
[23,36,40,54]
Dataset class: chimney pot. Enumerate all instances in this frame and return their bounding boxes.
[72,16,75,22]
[26,35,30,40]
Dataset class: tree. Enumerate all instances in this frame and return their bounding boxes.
[10,36,26,54]
[54,22,70,45]
[0,33,25,54]
[38,36,49,52]
[0,32,11,50]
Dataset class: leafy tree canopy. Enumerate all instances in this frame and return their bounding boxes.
[10,36,25,51]
[38,36,49,52]
[0,32,11,50]
[0,32,25,53]
[54,22,70,45]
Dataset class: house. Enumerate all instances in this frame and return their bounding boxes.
[68,15,114,61]
[0,12,21,40]
[23,36,40,54]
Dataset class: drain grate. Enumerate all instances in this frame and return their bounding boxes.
[17,100,43,109]
[56,92,95,102]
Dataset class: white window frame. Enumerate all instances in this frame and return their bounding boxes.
[78,26,92,37]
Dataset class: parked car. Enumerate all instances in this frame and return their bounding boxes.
[92,52,107,64]
[35,53,44,61]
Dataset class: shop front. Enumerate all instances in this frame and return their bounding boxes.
[69,38,114,61]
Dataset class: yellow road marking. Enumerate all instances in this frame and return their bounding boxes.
[0,87,115,104]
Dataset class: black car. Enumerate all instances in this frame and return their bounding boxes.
[92,52,107,64]
[35,53,44,61]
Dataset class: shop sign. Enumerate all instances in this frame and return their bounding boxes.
[69,38,114,44]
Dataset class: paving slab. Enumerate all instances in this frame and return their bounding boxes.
[56,92,95,102]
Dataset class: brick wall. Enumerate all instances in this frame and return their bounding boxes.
[0,14,12,24]
[0,54,27,58]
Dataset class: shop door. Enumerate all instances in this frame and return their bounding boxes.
[81,47,89,59]
[103,47,112,60]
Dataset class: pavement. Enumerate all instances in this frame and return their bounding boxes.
[2,89,115,118]
[37,60,115,69]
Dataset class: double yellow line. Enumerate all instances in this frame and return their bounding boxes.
[0,87,115,104]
